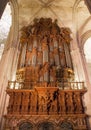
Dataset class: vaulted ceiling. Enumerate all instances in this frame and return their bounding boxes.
[18,0,75,28]
[0,0,91,46]
[18,0,90,31]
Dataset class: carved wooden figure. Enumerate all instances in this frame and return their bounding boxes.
[58,92,66,114]
[29,91,37,114]
[7,92,14,114]
[13,92,21,114]
[65,93,74,114]
[49,91,58,114]
[21,92,30,114]
[38,95,47,114]
[73,92,83,113]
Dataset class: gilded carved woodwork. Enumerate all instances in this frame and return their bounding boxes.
[17,18,74,87]
[6,88,86,115]
[6,88,87,130]
[5,18,88,130]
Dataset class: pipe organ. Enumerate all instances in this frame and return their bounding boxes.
[5,18,88,130]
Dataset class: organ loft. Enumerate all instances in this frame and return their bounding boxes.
[5,18,88,130]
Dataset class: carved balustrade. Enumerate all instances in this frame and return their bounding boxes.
[7,87,86,115]
[8,81,85,90]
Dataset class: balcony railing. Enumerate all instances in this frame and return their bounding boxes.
[7,81,86,90]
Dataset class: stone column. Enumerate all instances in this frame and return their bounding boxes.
[0,47,19,130]
[80,48,91,127]
[0,28,19,130]
[70,36,91,128]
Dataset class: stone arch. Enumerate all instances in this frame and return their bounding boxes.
[76,29,91,83]
[71,0,91,84]
[79,16,91,38]
[80,31,91,83]
[81,30,91,48]
[18,119,34,125]
[59,121,73,130]
[37,121,55,130]
[18,122,33,130]
[72,0,91,39]
[0,1,19,130]
[73,0,83,12]
[72,0,83,28]
[4,0,19,51]
[10,0,19,47]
